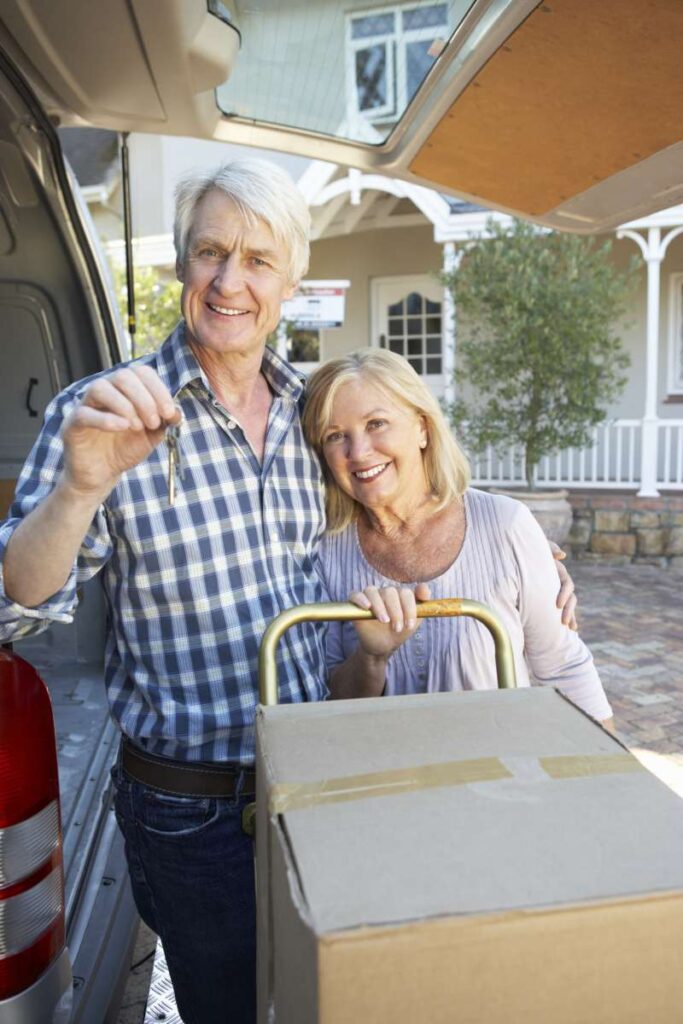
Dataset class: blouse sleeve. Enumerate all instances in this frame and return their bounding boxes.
[508,502,612,722]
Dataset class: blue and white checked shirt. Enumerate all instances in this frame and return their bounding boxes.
[0,324,328,764]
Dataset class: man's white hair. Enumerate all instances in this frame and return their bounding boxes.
[173,158,311,284]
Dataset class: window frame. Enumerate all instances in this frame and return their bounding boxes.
[346,2,450,127]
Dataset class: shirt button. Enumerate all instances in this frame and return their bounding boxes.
[227,419,237,429]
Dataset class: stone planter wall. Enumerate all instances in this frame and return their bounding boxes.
[567,493,683,566]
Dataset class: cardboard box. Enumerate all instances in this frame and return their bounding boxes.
[255,688,683,1023]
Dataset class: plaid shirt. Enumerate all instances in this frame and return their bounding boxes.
[0,324,328,764]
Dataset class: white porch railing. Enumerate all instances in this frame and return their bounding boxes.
[467,419,683,491]
[659,420,683,489]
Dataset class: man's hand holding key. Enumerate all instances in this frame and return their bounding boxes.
[62,364,182,502]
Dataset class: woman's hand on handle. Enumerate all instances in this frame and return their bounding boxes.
[348,582,432,658]
[328,583,431,700]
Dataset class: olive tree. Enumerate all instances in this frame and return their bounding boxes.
[441,219,635,490]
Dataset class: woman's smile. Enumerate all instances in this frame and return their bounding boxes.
[353,462,390,481]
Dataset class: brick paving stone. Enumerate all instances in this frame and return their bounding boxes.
[571,561,683,758]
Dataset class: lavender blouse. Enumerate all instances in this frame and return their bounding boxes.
[318,488,612,722]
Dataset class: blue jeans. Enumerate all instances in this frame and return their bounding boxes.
[111,758,256,1024]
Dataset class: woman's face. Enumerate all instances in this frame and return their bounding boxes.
[321,378,429,512]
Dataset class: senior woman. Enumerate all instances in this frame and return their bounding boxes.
[302,349,613,728]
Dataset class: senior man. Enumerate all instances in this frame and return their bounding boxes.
[0,159,325,1024]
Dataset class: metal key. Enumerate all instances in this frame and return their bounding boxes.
[166,422,183,506]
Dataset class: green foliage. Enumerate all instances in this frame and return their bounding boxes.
[441,219,635,489]
[114,266,182,356]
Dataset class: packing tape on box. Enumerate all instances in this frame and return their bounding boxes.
[269,753,643,814]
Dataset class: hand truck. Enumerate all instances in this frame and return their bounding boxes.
[243,598,516,835]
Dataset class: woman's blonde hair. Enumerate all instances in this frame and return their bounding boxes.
[302,349,470,533]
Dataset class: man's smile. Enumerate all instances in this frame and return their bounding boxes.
[207,303,249,317]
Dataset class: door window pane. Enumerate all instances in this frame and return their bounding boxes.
[383,288,443,378]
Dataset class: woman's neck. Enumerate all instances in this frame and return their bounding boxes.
[360,492,437,538]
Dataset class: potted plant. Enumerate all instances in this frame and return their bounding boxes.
[441,219,635,543]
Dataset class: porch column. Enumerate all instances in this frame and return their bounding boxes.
[642,229,662,497]
[618,227,661,497]
[618,223,683,496]
[441,242,461,406]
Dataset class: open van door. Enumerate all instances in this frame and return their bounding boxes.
[0,38,139,1024]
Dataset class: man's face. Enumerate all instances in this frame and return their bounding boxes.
[176,189,295,360]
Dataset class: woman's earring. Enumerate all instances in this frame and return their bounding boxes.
[420,440,427,449]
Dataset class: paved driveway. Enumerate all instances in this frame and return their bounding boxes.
[573,561,683,791]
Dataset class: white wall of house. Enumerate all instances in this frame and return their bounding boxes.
[607,237,648,420]
[309,223,439,359]
[661,234,683,414]
[127,134,309,240]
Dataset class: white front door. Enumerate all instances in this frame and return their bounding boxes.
[371,275,445,397]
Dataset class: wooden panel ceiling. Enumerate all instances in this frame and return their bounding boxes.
[410,0,683,216]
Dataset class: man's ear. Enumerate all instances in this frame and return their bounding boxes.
[283,280,298,301]
[175,258,184,283]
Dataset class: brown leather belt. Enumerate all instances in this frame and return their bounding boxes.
[121,738,256,798]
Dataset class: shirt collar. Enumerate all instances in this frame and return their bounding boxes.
[145,321,306,404]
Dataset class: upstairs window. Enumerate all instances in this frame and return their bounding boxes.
[347,3,450,127]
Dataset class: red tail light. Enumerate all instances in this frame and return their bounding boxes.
[0,649,66,1000]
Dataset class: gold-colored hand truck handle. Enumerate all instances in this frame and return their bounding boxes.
[243,599,517,835]
[258,598,517,706]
